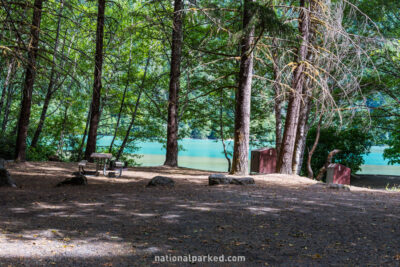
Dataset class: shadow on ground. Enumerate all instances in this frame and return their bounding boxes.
[0,162,399,266]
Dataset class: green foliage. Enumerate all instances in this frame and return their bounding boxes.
[303,127,373,176]
[0,135,16,160]
[383,120,400,165]
[27,143,57,162]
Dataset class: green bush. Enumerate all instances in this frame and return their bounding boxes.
[97,146,141,167]
[383,121,400,165]
[0,134,16,160]
[302,127,373,177]
[27,143,57,161]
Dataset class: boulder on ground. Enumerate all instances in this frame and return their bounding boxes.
[0,168,17,187]
[56,174,87,187]
[147,176,175,187]
[209,174,255,186]
[209,174,232,185]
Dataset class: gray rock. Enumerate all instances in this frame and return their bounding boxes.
[208,174,255,186]
[209,174,232,185]
[147,176,175,187]
[0,168,17,187]
[56,174,87,187]
[231,177,255,185]
[209,173,226,179]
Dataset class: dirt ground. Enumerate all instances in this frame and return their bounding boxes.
[0,161,400,266]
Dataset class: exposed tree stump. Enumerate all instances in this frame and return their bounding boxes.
[147,176,175,187]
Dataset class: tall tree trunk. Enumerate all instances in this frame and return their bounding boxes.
[164,0,183,167]
[292,89,312,174]
[276,0,311,174]
[272,39,283,160]
[307,114,322,178]
[109,39,133,153]
[78,109,91,161]
[85,0,106,161]
[230,0,255,175]
[219,90,231,172]
[1,85,14,134]
[31,0,64,148]
[115,95,142,161]
[0,59,15,119]
[57,105,69,158]
[292,0,318,175]
[116,56,151,160]
[15,0,44,161]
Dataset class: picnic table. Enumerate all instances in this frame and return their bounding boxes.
[91,153,112,176]
[78,153,124,177]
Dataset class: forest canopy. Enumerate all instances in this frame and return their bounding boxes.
[0,0,399,176]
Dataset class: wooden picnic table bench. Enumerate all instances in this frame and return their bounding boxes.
[78,153,124,177]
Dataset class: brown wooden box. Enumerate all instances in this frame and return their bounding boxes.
[250,148,277,174]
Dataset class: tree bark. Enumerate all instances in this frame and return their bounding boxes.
[57,104,69,158]
[1,82,14,134]
[78,109,91,161]
[85,0,106,161]
[31,0,64,148]
[230,0,255,175]
[109,39,133,153]
[276,0,311,174]
[116,56,151,161]
[15,0,44,161]
[292,0,318,175]
[219,90,231,172]
[272,39,283,160]
[164,0,183,167]
[292,90,312,174]
[0,59,15,119]
[307,114,322,178]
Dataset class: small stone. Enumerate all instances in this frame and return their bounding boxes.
[147,176,175,187]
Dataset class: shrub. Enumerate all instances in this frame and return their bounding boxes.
[302,127,373,177]
[27,143,57,161]
[0,134,16,160]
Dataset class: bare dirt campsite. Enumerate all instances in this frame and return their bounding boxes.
[1,161,399,266]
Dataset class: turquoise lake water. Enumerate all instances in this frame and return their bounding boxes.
[97,136,400,174]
